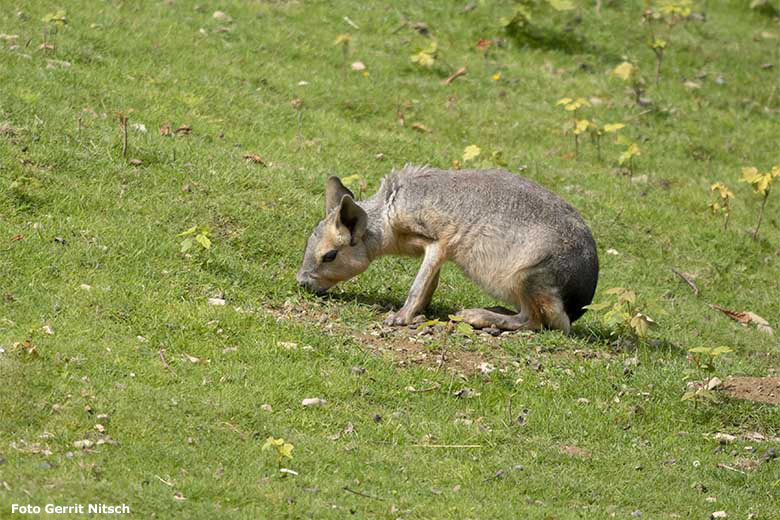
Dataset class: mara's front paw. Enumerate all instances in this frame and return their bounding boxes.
[383,309,424,327]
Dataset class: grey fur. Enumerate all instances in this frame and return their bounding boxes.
[297,165,599,333]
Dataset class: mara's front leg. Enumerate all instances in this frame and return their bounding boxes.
[385,242,445,326]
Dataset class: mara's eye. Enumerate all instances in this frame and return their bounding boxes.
[322,250,338,263]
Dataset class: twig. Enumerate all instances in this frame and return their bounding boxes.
[343,486,384,500]
[118,113,128,158]
[717,463,746,475]
[671,268,699,296]
[626,109,653,121]
[410,444,482,448]
[154,475,174,487]
[159,349,171,370]
[343,16,359,29]
[442,67,467,85]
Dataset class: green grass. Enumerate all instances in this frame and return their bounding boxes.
[1,1,779,518]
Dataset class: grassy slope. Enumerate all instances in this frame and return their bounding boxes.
[1,1,779,518]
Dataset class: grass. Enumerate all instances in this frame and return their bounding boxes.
[1,0,779,518]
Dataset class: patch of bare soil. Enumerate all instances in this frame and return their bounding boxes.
[262,299,607,376]
[722,377,780,406]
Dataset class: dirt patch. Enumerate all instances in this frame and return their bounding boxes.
[722,377,780,406]
[262,299,607,376]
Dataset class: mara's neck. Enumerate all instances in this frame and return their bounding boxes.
[358,196,390,261]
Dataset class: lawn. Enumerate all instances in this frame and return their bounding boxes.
[1,1,779,518]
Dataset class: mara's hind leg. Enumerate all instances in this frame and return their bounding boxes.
[456,285,571,334]
[455,307,529,331]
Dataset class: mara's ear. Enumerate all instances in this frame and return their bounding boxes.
[325,176,355,215]
[337,195,367,245]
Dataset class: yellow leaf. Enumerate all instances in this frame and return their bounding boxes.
[613,62,635,81]
[491,72,501,81]
[741,166,759,182]
[333,34,352,45]
[603,123,625,133]
[741,166,773,195]
[772,165,780,178]
[411,51,435,68]
[651,38,667,49]
[463,145,481,162]
[574,119,591,135]
[556,97,573,106]
[279,442,294,459]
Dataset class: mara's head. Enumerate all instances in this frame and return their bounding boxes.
[297,176,370,295]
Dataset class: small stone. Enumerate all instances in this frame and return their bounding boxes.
[212,11,231,22]
[207,297,226,306]
[260,404,273,413]
[351,61,366,71]
[478,362,496,374]
[302,397,326,407]
[713,433,736,444]
[710,512,727,519]
[705,497,717,503]
[73,439,94,449]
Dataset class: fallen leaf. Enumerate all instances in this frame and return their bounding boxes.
[42,325,54,335]
[212,11,231,22]
[175,125,192,135]
[260,404,273,413]
[684,80,702,89]
[475,39,492,52]
[11,234,24,241]
[207,297,226,306]
[561,445,592,458]
[462,145,481,162]
[350,61,366,71]
[73,439,94,449]
[159,125,172,136]
[243,154,266,165]
[411,122,431,133]
[128,158,143,166]
[709,304,773,335]
[184,353,209,364]
[612,62,635,81]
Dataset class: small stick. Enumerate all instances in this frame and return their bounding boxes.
[343,16,359,29]
[159,349,171,370]
[442,67,467,85]
[118,113,128,158]
[717,463,746,475]
[154,475,174,487]
[343,486,384,500]
[410,444,482,448]
[671,268,699,296]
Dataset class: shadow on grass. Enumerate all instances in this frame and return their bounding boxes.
[576,321,686,356]
[326,290,460,320]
